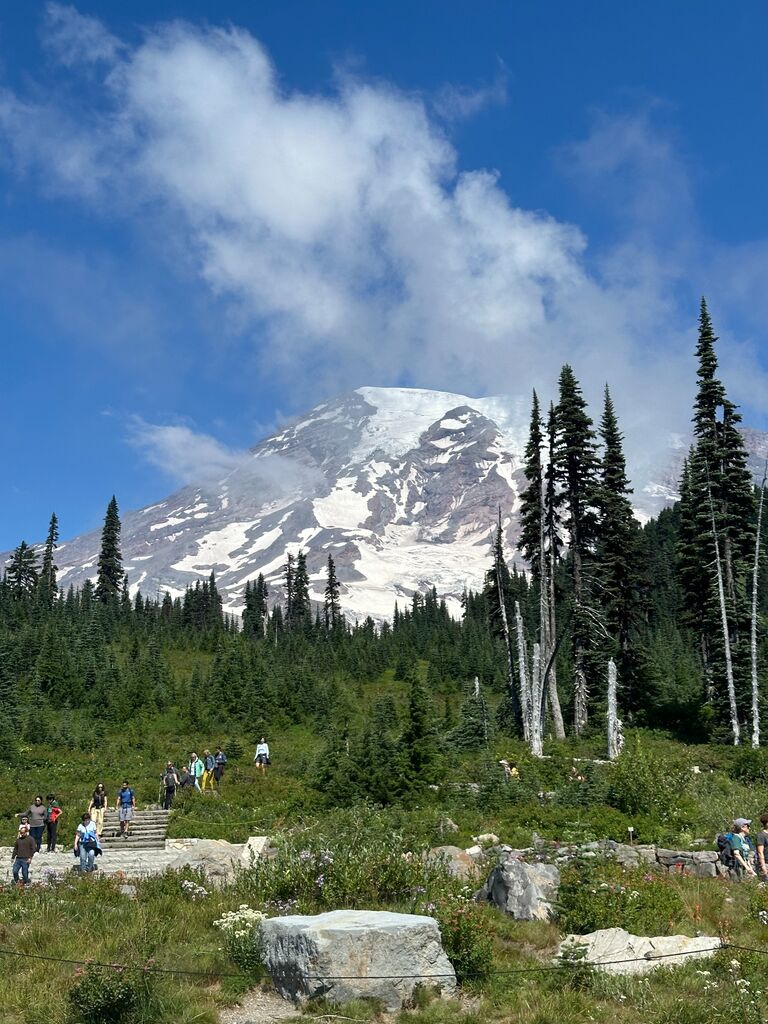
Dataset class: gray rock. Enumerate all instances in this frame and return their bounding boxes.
[261,910,456,1011]
[119,884,138,899]
[168,839,245,883]
[439,817,460,834]
[427,846,481,881]
[476,858,559,921]
[559,928,721,976]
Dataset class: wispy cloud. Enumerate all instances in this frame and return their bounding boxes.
[42,2,124,67]
[0,8,765,479]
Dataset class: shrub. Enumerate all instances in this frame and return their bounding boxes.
[606,740,691,819]
[213,905,266,978]
[431,894,494,983]
[67,966,149,1024]
[557,865,684,936]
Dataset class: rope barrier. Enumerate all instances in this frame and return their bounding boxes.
[0,940,753,981]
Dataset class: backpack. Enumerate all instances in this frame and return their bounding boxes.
[164,771,176,788]
[716,832,735,867]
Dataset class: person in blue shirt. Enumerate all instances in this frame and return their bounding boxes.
[728,818,757,878]
[74,813,101,873]
[115,781,136,838]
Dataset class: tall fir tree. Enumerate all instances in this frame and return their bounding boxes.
[554,364,599,733]
[291,551,311,629]
[6,541,39,597]
[95,496,124,604]
[518,390,545,571]
[38,513,59,608]
[324,554,342,629]
[595,386,640,703]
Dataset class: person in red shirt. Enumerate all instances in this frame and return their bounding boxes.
[45,794,62,853]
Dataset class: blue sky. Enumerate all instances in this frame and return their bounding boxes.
[1,1,767,550]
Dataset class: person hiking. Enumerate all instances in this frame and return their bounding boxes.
[254,737,270,772]
[12,824,37,886]
[755,814,768,879]
[115,781,136,838]
[188,753,204,792]
[201,749,216,792]
[214,747,228,788]
[728,818,757,878]
[161,762,179,810]
[178,765,194,790]
[17,796,47,852]
[88,784,108,836]
[45,794,62,853]
[74,813,101,873]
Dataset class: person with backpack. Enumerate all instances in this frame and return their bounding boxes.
[161,762,180,810]
[188,753,204,792]
[45,794,62,853]
[88,784,108,837]
[115,781,136,838]
[725,818,756,878]
[214,747,228,788]
[74,812,101,873]
[201,749,216,792]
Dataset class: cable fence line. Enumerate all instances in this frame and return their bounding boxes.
[0,940,755,980]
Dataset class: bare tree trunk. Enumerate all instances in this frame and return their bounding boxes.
[708,482,740,745]
[607,658,624,760]
[515,600,532,742]
[496,560,520,732]
[542,483,565,739]
[751,464,767,748]
[530,643,544,757]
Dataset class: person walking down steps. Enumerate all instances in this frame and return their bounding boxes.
[74,813,101,873]
[88,784,108,837]
[45,794,62,853]
[12,824,37,886]
[254,737,270,773]
[115,781,136,838]
[189,753,204,792]
[201,750,216,792]
[214,746,227,789]
[162,762,179,810]
[17,796,47,852]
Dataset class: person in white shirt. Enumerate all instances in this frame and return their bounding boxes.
[254,738,270,772]
[75,813,100,873]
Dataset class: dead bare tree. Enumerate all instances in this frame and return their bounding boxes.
[751,462,767,748]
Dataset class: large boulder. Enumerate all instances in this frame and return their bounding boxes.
[426,846,481,881]
[476,857,559,920]
[559,928,721,975]
[240,836,271,867]
[168,839,244,883]
[261,910,456,1011]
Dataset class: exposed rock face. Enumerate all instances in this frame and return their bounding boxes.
[427,846,481,881]
[168,839,244,882]
[261,910,456,1011]
[559,928,721,975]
[476,857,559,921]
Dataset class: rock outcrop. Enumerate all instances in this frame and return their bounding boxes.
[559,928,721,975]
[475,857,559,920]
[261,910,456,1011]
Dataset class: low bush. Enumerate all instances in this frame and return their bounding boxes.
[67,965,152,1024]
[557,864,684,936]
[430,894,494,984]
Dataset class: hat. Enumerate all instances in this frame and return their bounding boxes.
[734,818,752,828]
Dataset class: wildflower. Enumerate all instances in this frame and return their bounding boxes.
[315,874,325,888]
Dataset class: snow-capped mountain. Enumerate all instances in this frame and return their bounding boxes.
[13,387,768,622]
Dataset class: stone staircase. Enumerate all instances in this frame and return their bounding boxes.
[99,807,170,851]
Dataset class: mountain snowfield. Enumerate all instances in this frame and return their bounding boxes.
[14,387,768,622]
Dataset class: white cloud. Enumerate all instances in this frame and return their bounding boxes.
[128,417,325,497]
[0,11,765,477]
[42,3,123,66]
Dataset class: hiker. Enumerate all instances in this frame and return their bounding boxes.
[115,781,136,838]
[188,753,204,792]
[201,749,216,792]
[12,824,37,886]
[17,796,46,852]
[45,794,62,853]
[214,747,228,788]
[178,765,194,790]
[756,814,768,879]
[728,818,757,878]
[74,813,101,873]
[254,737,270,772]
[162,762,180,810]
[499,759,519,781]
[88,784,108,836]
